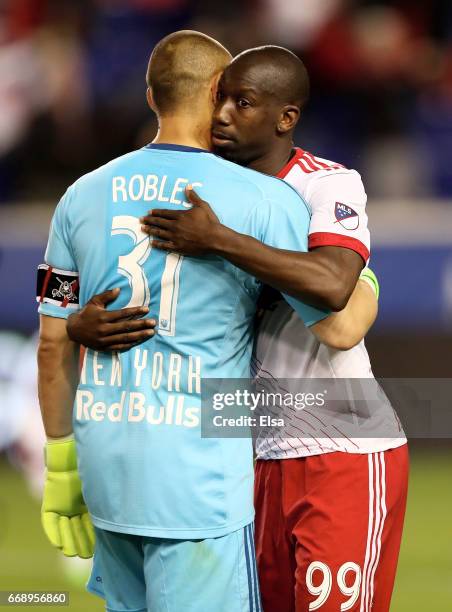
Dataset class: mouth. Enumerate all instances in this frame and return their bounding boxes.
[212,130,235,146]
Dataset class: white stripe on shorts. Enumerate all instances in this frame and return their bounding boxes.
[360,452,387,612]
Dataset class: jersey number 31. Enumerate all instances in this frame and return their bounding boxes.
[112,215,182,336]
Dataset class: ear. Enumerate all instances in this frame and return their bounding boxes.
[210,72,223,106]
[146,87,157,112]
[276,105,300,135]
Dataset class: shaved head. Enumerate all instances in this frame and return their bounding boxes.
[229,46,310,110]
[147,30,231,115]
[211,45,310,168]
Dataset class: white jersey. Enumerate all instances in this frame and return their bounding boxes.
[254,148,406,459]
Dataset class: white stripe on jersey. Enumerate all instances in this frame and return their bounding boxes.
[298,156,317,174]
[295,151,343,174]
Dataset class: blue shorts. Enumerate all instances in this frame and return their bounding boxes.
[87,524,262,612]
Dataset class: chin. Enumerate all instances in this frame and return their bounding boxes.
[212,144,246,164]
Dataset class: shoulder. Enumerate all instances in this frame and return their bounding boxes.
[281,148,366,203]
[70,150,145,193]
[280,148,346,177]
[212,154,308,208]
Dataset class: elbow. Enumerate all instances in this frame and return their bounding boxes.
[307,274,355,312]
[325,295,349,313]
[37,332,72,368]
[331,335,359,351]
[311,322,361,351]
[322,284,353,312]
[37,337,58,367]
[291,284,350,312]
[322,332,359,351]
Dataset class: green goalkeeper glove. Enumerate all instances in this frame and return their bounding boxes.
[359,267,380,300]
[41,436,95,558]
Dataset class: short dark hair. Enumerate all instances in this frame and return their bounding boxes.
[147,30,231,115]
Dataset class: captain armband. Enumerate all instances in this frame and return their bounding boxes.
[36,264,79,309]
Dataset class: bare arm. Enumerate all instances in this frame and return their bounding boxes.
[142,188,364,311]
[210,228,362,311]
[310,278,378,350]
[38,315,80,438]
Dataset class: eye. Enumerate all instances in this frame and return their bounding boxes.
[237,98,251,109]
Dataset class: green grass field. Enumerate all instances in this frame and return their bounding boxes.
[0,447,451,611]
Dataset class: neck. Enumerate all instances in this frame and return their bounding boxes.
[247,140,294,176]
[153,115,212,151]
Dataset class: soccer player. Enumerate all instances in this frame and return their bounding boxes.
[64,45,407,610]
[136,47,409,612]
[36,32,336,612]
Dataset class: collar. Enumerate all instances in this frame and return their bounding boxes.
[145,143,209,153]
[277,147,304,178]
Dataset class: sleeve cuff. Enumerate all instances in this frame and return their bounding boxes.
[308,232,370,263]
[38,302,77,320]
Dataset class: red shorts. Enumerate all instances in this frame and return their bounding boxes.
[254,445,409,612]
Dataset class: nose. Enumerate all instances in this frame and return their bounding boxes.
[213,100,232,126]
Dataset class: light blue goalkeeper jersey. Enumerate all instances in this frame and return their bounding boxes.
[39,143,327,539]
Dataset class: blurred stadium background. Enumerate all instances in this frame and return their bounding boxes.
[0,0,451,610]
